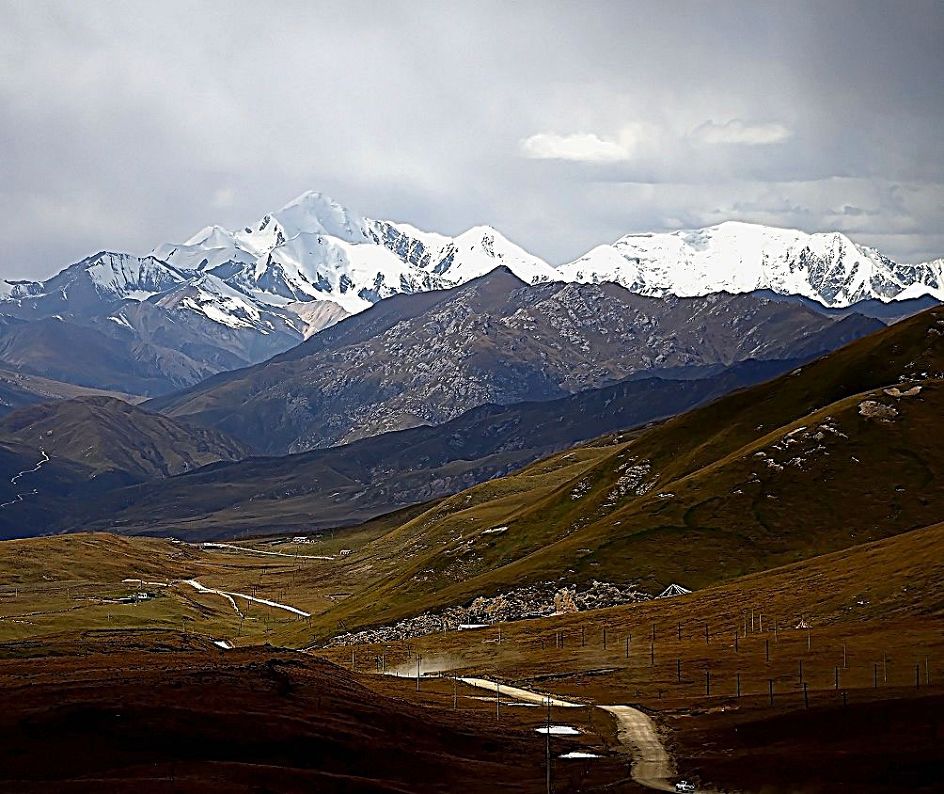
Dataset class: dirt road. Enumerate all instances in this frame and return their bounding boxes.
[601,705,676,791]
[456,676,679,791]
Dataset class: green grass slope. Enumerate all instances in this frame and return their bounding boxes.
[307,306,944,635]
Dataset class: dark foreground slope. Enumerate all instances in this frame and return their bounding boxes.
[0,633,623,793]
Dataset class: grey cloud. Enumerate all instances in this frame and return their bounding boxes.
[0,0,942,276]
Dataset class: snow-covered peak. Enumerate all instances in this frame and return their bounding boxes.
[150,192,943,315]
[183,224,236,249]
[233,191,370,258]
[444,225,561,285]
[561,221,944,307]
[79,252,186,300]
[275,191,369,243]
[0,251,186,308]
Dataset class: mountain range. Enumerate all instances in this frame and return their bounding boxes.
[0,190,939,400]
[147,268,883,455]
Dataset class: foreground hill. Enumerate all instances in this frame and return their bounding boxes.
[0,637,588,793]
[150,267,881,454]
[291,304,944,634]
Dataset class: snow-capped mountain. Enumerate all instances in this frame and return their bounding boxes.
[0,190,941,398]
[559,221,944,308]
[0,251,187,313]
[154,191,557,314]
[154,192,941,311]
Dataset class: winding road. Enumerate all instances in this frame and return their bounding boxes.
[183,579,311,618]
[199,542,335,561]
[1,449,49,509]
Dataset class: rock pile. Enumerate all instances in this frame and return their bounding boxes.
[326,579,650,646]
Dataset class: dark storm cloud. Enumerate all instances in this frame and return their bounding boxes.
[1,0,942,278]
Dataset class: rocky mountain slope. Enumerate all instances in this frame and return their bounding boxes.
[149,268,883,455]
[0,254,309,394]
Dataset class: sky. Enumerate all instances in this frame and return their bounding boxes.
[1,0,943,279]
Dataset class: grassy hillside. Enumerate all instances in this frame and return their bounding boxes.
[298,305,944,635]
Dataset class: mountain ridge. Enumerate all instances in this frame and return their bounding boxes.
[147,267,884,455]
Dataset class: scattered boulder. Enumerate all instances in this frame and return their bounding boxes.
[858,400,898,422]
[883,385,923,398]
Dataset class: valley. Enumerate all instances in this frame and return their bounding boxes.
[0,303,942,791]
[4,4,943,791]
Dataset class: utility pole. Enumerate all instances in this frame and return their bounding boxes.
[545,696,552,794]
